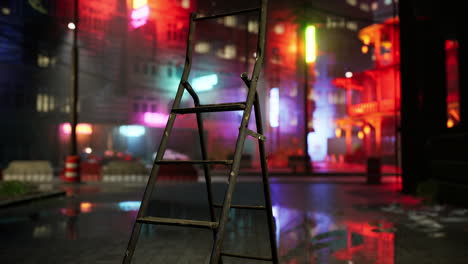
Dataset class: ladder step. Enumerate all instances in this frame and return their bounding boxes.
[213,203,266,210]
[172,102,246,114]
[221,252,272,262]
[137,216,218,229]
[155,160,233,165]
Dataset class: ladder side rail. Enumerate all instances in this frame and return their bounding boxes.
[209,1,268,263]
[183,80,218,242]
[254,92,279,264]
[122,13,197,264]
[241,75,278,264]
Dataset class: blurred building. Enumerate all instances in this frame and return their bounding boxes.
[0,0,379,169]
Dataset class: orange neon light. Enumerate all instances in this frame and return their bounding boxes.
[358,131,364,139]
[361,45,369,54]
[335,128,342,138]
[363,125,371,134]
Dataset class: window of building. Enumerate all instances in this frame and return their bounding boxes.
[37,54,55,68]
[36,93,55,113]
[181,0,190,9]
[371,2,378,11]
[384,0,393,5]
[224,16,237,27]
[195,42,211,54]
[346,0,357,6]
[217,45,236,60]
[142,103,148,112]
[274,24,285,34]
[346,21,358,31]
[151,104,156,112]
[133,103,139,112]
[359,3,370,12]
[151,65,156,75]
[248,20,258,33]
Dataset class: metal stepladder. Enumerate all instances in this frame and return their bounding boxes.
[122,0,278,263]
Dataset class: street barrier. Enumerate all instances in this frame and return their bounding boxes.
[102,161,149,183]
[3,160,54,182]
[62,155,80,183]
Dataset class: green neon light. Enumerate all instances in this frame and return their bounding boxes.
[305,25,316,63]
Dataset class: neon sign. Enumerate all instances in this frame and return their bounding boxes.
[119,125,145,137]
[269,88,279,127]
[143,112,168,127]
[61,123,93,135]
[192,74,218,92]
[305,25,316,63]
[131,0,149,29]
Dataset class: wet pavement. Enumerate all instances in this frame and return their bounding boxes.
[1,180,468,263]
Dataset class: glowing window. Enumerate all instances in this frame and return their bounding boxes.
[144,112,168,127]
[248,20,258,33]
[181,0,190,9]
[346,0,357,6]
[217,45,236,60]
[274,24,285,34]
[195,42,211,54]
[360,3,370,12]
[224,16,237,27]
[346,21,358,31]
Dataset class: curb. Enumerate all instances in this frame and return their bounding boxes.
[0,190,66,208]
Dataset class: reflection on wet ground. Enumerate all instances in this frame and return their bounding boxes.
[1,181,468,263]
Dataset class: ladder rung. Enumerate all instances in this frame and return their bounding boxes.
[221,252,272,262]
[213,203,266,210]
[137,216,218,229]
[172,102,246,114]
[155,160,233,165]
[246,128,266,141]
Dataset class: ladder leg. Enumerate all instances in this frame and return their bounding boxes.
[195,113,219,236]
[209,112,252,264]
[254,93,279,264]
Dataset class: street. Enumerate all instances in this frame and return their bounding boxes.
[1,179,468,263]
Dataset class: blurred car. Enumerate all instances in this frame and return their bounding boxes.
[152,149,189,161]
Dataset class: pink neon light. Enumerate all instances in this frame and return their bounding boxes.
[61,123,93,135]
[143,112,168,126]
[131,5,149,28]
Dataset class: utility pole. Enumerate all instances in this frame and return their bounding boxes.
[70,0,79,156]
[62,0,81,183]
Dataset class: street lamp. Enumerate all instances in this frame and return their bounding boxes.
[303,25,316,173]
[63,0,81,183]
